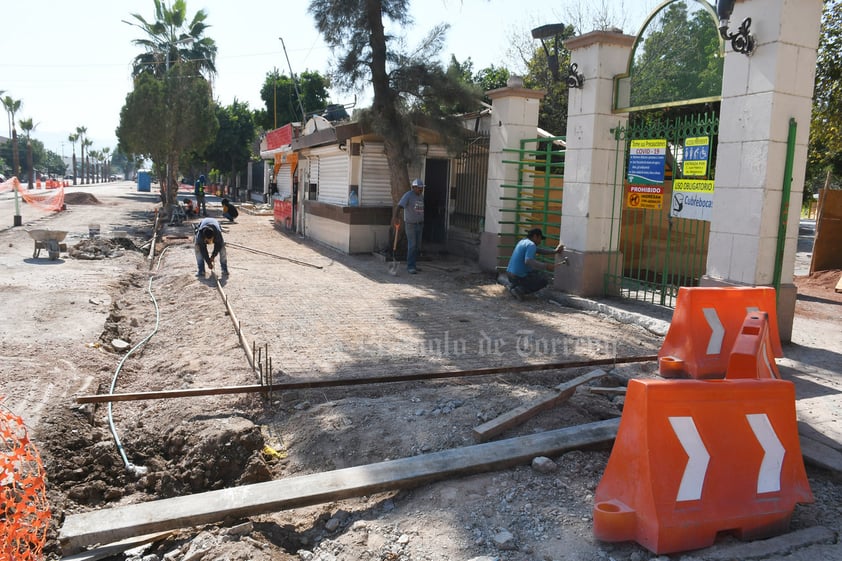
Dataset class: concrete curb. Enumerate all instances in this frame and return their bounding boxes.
[548,293,671,337]
[696,526,837,561]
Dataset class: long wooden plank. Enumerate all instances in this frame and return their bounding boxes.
[75,355,657,404]
[61,531,174,561]
[472,369,607,442]
[60,418,620,555]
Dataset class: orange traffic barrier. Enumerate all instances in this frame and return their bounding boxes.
[726,312,780,379]
[36,178,41,188]
[593,312,811,554]
[658,287,783,379]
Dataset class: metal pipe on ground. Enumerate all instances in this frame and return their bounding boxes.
[147,208,161,267]
[75,354,658,404]
[213,272,254,369]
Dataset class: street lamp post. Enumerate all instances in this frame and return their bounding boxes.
[531,23,567,81]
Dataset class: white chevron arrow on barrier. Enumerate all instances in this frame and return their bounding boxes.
[669,416,710,502]
[746,413,785,493]
[669,413,785,502]
[702,307,725,355]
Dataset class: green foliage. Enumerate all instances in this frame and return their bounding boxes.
[1,95,22,175]
[807,0,842,196]
[0,135,59,177]
[117,64,218,198]
[110,148,131,178]
[119,1,219,203]
[474,65,510,97]
[125,0,217,79]
[309,0,482,203]
[256,69,330,130]
[522,25,576,136]
[203,99,257,177]
[628,2,722,109]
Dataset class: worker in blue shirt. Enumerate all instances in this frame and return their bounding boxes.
[506,228,564,300]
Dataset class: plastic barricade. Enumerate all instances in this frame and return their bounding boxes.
[726,312,780,380]
[658,287,783,379]
[593,313,812,554]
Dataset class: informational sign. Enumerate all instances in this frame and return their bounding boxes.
[683,137,710,177]
[628,139,667,185]
[625,183,664,210]
[671,179,715,221]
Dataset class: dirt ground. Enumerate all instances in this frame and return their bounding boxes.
[1,184,841,561]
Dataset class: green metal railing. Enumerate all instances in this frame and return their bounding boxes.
[605,112,718,307]
[497,136,565,269]
[773,118,797,300]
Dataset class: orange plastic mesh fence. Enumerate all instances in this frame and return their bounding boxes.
[0,176,65,213]
[1,401,51,560]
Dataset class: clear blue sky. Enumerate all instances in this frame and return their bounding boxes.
[0,0,657,158]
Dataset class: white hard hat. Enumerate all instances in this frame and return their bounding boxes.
[411,178,425,188]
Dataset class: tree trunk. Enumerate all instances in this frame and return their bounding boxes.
[11,129,20,179]
[365,0,412,216]
[26,139,33,189]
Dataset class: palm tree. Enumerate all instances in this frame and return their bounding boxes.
[76,126,87,184]
[102,147,112,181]
[124,0,217,80]
[68,133,79,185]
[2,96,22,179]
[18,118,35,189]
[83,138,93,184]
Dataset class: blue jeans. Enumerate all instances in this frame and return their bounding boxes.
[195,243,228,274]
[405,222,423,271]
[508,270,549,294]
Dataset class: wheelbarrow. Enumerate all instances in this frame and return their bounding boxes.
[28,229,68,260]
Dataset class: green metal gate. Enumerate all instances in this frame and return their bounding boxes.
[605,111,718,307]
[497,136,565,269]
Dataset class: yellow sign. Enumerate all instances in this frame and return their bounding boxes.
[625,184,664,210]
[671,179,715,221]
[683,136,710,177]
[673,179,714,192]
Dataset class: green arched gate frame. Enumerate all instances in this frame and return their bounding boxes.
[604,0,724,307]
[605,112,719,307]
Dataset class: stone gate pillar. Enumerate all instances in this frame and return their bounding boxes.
[478,77,545,272]
[557,30,636,296]
[703,0,823,341]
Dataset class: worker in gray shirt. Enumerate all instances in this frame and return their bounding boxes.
[395,178,425,274]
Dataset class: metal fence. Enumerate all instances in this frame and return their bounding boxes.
[497,136,565,269]
[451,132,490,234]
[605,111,718,307]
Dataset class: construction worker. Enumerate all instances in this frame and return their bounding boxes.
[194,175,207,217]
[194,217,228,277]
[395,178,425,274]
[221,198,239,222]
[506,228,564,300]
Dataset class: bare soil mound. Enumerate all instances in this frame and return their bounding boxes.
[63,192,101,205]
[794,270,842,322]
